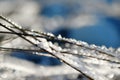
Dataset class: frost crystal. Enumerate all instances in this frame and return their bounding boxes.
[48,41,62,51]
[71,50,78,54]
[37,38,52,52]
[116,48,120,53]
[57,34,62,39]
[47,32,54,37]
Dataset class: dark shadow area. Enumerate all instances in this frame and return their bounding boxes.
[11,51,61,66]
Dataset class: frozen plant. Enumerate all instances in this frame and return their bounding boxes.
[0,15,120,80]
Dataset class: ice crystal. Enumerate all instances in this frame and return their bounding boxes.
[47,32,54,37]
[57,34,62,39]
[48,42,62,51]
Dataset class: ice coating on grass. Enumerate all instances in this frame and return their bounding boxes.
[1,15,120,80]
[47,32,55,37]
[58,53,120,80]
[32,32,120,80]
[36,32,120,80]
[37,38,52,52]
[48,41,62,51]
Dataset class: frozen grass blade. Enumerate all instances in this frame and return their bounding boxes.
[0,15,120,80]
[0,15,94,80]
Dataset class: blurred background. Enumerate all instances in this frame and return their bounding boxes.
[0,0,120,80]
